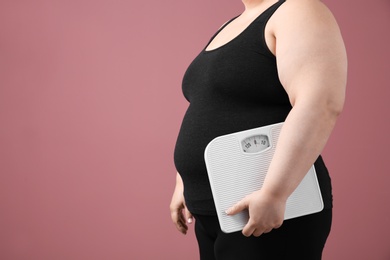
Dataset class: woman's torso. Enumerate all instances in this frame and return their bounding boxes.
[174,0,332,215]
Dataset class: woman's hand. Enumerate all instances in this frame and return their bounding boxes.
[226,189,286,237]
[169,173,193,235]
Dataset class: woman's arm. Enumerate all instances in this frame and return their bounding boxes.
[262,0,347,204]
[227,0,347,237]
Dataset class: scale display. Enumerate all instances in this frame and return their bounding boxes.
[241,135,270,153]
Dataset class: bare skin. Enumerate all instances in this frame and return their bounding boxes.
[170,0,347,237]
[170,172,193,235]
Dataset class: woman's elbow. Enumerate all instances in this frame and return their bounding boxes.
[323,94,345,122]
[328,89,345,115]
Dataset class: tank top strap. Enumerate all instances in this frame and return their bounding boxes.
[253,0,286,28]
[246,0,286,57]
[260,0,286,20]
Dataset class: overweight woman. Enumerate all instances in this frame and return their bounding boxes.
[170,0,347,259]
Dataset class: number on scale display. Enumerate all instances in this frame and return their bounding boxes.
[241,135,270,153]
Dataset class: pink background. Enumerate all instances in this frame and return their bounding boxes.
[0,0,389,259]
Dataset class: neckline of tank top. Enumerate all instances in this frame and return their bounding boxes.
[202,0,285,54]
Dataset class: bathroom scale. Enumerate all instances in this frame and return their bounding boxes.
[204,122,323,233]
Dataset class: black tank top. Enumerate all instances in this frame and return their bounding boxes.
[174,0,332,215]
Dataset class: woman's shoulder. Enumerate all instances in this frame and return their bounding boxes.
[267,0,343,46]
[275,0,339,26]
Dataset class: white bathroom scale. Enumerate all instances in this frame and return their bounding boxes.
[204,122,323,233]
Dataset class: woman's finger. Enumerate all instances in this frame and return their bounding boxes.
[185,206,193,224]
[252,229,264,237]
[226,197,249,215]
[171,209,188,234]
[242,220,256,237]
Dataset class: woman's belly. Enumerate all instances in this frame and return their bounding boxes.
[173,102,290,212]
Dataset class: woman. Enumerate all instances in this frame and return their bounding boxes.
[170,0,347,259]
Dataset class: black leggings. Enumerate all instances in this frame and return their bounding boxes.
[193,209,332,260]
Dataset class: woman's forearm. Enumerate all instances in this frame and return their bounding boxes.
[260,100,342,201]
[176,172,184,187]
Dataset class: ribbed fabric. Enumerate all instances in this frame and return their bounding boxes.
[174,0,332,215]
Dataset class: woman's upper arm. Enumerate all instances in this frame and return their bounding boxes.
[274,0,347,113]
